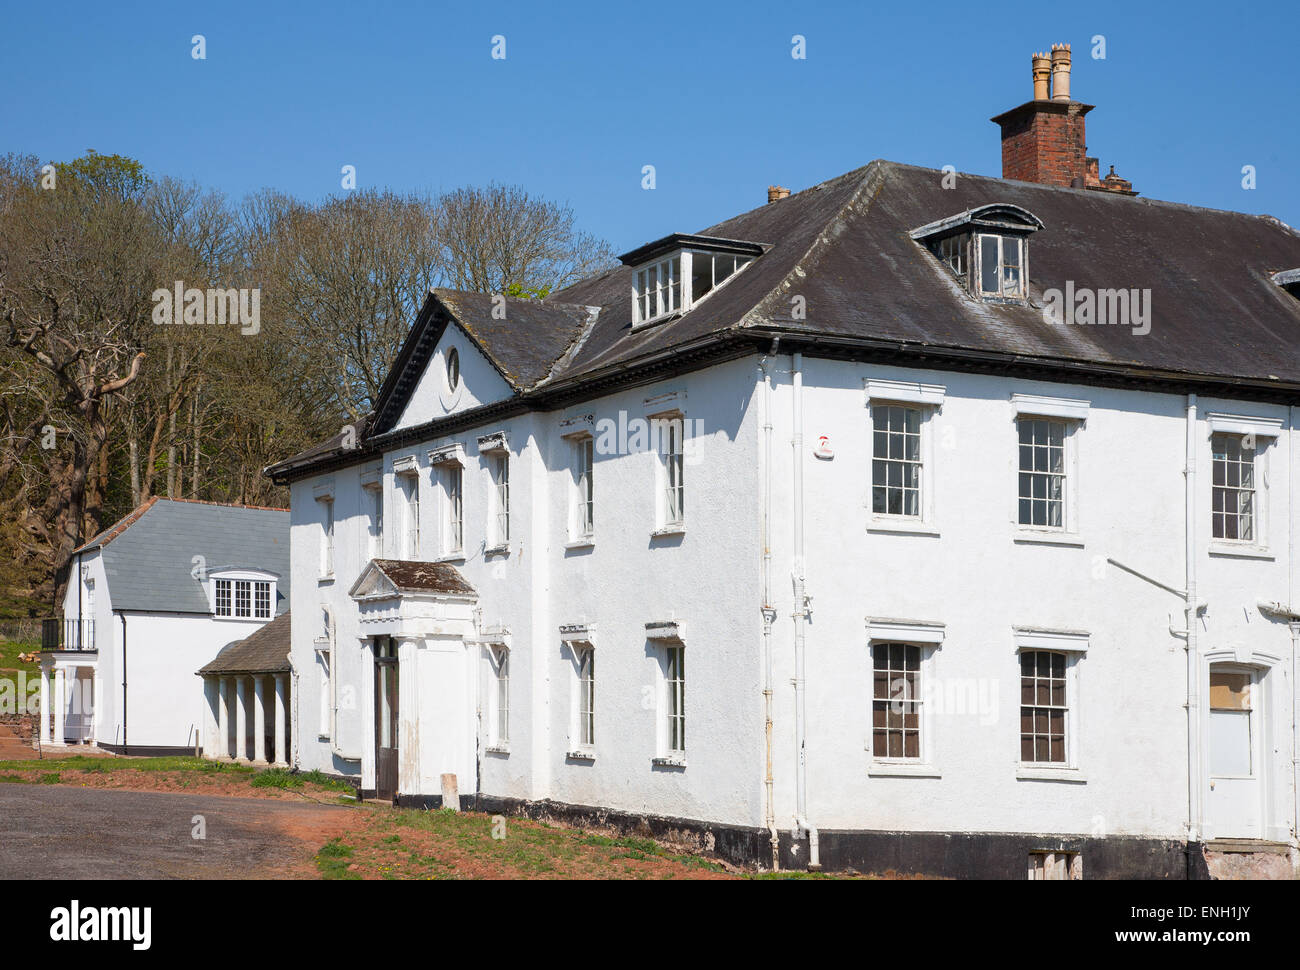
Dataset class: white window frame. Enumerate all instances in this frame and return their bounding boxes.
[631,249,754,327]
[974,232,1027,300]
[1011,395,1088,544]
[1014,629,1088,779]
[210,570,277,622]
[362,479,383,562]
[430,447,466,559]
[661,642,686,761]
[864,384,943,533]
[864,620,944,777]
[1206,414,1281,557]
[316,644,332,739]
[316,494,335,578]
[490,453,510,548]
[568,434,595,543]
[651,410,685,533]
[567,643,596,759]
[487,645,509,751]
[395,465,421,560]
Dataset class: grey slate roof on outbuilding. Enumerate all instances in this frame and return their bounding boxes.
[199,611,291,676]
[267,159,1300,483]
[75,497,290,615]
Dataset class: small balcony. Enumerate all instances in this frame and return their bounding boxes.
[41,618,96,652]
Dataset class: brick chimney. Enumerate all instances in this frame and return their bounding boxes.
[767,185,791,203]
[991,44,1137,195]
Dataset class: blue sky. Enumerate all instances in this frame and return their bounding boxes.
[3,0,1297,253]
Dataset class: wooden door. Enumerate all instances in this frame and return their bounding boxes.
[374,637,399,801]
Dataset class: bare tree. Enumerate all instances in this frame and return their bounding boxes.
[437,183,617,297]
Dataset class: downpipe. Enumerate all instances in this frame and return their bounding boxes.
[759,341,780,870]
[1184,394,1202,850]
[791,351,820,870]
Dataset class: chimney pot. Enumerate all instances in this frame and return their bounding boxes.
[1050,43,1072,101]
[767,185,790,203]
[1031,52,1052,100]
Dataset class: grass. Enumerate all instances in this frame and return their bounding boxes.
[316,838,360,879]
[0,637,40,673]
[315,808,736,880]
[0,754,253,774]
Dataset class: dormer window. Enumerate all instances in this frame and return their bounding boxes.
[622,233,765,327]
[912,204,1042,305]
[211,570,277,621]
[1272,269,1300,301]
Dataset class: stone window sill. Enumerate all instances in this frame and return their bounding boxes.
[1016,765,1086,783]
[868,519,940,537]
[566,749,595,762]
[651,525,685,539]
[652,755,687,768]
[1013,530,1085,548]
[867,761,942,779]
[565,538,595,551]
[1208,543,1274,561]
[485,744,510,756]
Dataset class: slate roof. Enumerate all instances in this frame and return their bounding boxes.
[198,611,291,676]
[75,497,290,615]
[267,159,1300,483]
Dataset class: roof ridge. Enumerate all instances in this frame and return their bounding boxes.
[738,160,890,330]
[154,496,290,513]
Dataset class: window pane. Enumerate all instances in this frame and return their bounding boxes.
[980,236,999,293]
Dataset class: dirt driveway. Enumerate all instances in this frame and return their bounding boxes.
[0,783,356,879]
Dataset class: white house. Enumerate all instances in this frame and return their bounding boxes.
[266,49,1300,877]
[41,496,290,755]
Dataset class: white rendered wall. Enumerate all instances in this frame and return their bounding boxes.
[762,357,1297,842]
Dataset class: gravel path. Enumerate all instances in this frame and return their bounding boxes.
[0,783,354,879]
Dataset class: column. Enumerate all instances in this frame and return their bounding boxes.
[218,678,230,759]
[274,674,287,766]
[39,666,51,744]
[235,676,248,762]
[53,667,66,745]
[91,670,102,743]
[202,678,219,759]
[253,676,267,763]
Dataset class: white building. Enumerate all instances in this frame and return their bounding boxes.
[267,54,1300,877]
[41,496,290,755]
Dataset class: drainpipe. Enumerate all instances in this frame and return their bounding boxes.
[1184,394,1202,851]
[791,351,819,870]
[116,610,127,754]
[758,339,780,870]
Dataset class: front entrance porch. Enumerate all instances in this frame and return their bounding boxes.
[350,560,479,803]
[38,655,98,747]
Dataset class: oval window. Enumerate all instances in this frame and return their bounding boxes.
[446,347,460,391]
